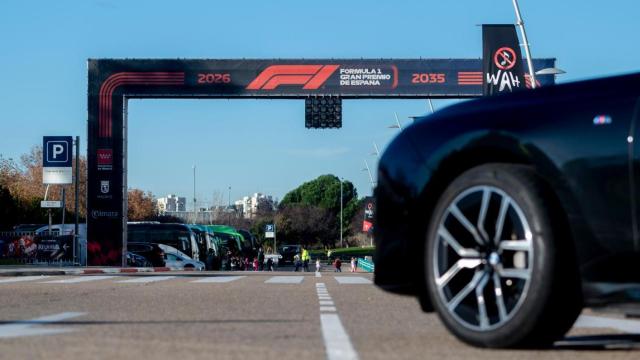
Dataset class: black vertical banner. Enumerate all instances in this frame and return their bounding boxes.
[362,197,375,234]
[482,25,526,96]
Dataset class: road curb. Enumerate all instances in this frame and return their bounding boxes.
[0,267,177,276]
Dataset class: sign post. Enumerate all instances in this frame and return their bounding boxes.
[265,224,276,253]
[42,136,73,242]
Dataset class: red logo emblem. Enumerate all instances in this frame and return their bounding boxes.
[247,65,339,90]
[97,149,113,165]
[493,47,517,70]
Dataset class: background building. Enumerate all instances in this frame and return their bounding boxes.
[235,193,276,219]
[157,194,186,214]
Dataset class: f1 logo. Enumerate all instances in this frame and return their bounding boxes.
[247,65,339,90]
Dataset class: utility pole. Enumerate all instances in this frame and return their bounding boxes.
[512,0,537,88]
[193,165,196,224]
[74,136,79,264]
[227,186,231,225]
[340,178,343,248]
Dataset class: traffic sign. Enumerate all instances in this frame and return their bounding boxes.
[43,136,73,184]
[265,224,275,238]
[41,200,62,208]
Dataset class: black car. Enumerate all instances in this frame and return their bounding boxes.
[278,245,301,264]
[127,242,166,267]
[374,73,640,348]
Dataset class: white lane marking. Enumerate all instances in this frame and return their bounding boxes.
[334,276,372,285]
[319,300,334,306]
[42,276,116,284]
[320,313,359,360]
[116,276,176,283]
[320,306,337,312]
[574,315,640,333]
[316,271,322,278]
[0,276,52,284]
[265,276,304,284]
[318,296,332,300]
[191,276,246,283]
[0,312,86,339]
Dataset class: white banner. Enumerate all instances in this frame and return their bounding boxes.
[43,167,72,184]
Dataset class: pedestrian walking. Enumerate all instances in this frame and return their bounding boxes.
[266,257,274,271]
[350,257,356,272]
[301,247,310,272]
[334,257,342,272]
[315,259,321,273]
[257,247,265,271]
[294,254,301,272]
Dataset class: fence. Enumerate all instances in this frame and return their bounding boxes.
[0,231,84,266]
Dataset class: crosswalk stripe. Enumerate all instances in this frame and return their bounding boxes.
[0,276,52,284]
[265,276,304,284]
[42,276,116,284]
[190,276,245,283]
[116,276,176,283]
[334,276,372,285]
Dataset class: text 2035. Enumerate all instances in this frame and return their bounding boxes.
[411,73,445,84]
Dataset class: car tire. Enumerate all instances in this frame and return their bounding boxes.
[425,163,582,348]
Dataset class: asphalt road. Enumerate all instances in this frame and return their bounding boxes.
[0,271,639,359]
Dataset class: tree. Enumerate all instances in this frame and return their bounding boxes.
[0,146,88,220]
[127,189,156,221]
[277,174,359,247]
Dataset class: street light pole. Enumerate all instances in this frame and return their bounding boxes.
[512,0,537,88]
[227,186,231,225]
[340,178,343,248]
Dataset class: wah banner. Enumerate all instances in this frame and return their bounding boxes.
[482,25,526,96]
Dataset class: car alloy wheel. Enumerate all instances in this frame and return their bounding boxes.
[432,185,533,331]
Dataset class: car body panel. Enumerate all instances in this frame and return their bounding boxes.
[374,73,640,300]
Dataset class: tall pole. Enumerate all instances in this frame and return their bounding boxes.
[74,136,79,264]
[512,0,537,88]
[364,160,375,193]
[193,165,196,224]
[393,112,403,130]
[340,178,343,248]
[227,186,231,225]
[372,142,380,157]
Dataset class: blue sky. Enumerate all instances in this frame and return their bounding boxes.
[1,0,638,208]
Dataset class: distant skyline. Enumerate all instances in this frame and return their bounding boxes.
[2,0,639,210]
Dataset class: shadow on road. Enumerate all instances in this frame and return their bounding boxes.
[0,319,300,326]
[554,334,640,350]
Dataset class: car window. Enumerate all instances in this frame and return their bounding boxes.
[165,254,178,261]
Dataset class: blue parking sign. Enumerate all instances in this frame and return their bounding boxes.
[265,224,274,232]
[43,136,72,167]
[43,136,73,184]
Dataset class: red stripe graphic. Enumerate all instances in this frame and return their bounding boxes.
[457,71,483,85]
[98,72,184,138]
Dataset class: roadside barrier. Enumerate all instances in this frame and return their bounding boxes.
[357,257,374,273]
